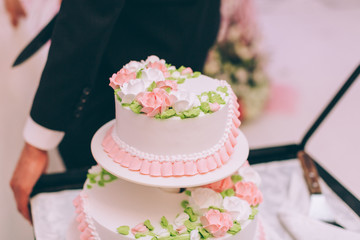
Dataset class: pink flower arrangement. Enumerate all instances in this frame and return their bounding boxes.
[109,68,136,89]
[136,88,172,117]
[156,80,178,91]
[131,223,148,235]
[200,209,233,237]
[203,176,234,193]
[235,181,263,206]
[147,61,170,78]
[181,67,193,75]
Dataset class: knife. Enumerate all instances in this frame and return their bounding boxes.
[12,14,58,67]
[297,151,342,227]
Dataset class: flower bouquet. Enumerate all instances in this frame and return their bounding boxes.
[204,0,270,121]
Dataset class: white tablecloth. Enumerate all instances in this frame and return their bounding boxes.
[30,160,360,240]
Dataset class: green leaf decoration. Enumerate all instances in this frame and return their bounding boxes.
[86,184,92,189]
[136,69,143,78]
[114,89,122,102]
[165,63,172,68]
[216,86,229,96]
[208,91,226,105]
[220,188,235,198]
[177,78,186,84]
[184,220,197,232]
[165,87,171,93]
[177,66,186,73]
[147,81,157,92]
[184,190,191,196]
[178,108,200,119]
[198,227,211,239]
[191,71,201,78]
[129,101,143,114]
[181,200,189,209]
[160,109,176,119]
[227,222,241,235]
[122,103,131,107]
[117,226,130,235]
[249,207,259,220]
[231,175,243,184]
[144,219,154,231]
[160,216,169,228]
[184,207,198,222]
[86,168,118,188]
[135,233,147,239]
[172,234,190,240]
[200,102,211,114]
[167,224,177,236]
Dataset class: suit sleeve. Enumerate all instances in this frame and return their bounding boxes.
[30,0,125,131]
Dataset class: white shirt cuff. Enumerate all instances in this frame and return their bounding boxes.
[23,117,65,150]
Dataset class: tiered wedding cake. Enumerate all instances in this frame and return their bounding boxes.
[73,56,264,240]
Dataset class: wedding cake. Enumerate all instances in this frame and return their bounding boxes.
[72,56,264,240]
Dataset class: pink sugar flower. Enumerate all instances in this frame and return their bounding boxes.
[109,68,136,89]
[131,223,148,235]
[147,61,170,78]
[200,209,233,237]
[209,102,221,112]
[181,67,193,75]
[203,176,234,193]
[235,181,263,206]
[136,88,172,116]
[176,225,187,234]
[156,80,178,91]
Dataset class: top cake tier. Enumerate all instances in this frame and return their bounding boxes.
[105,56,241,177]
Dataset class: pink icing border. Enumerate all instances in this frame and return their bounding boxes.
[101,95,241,177]
[73,193,98,240]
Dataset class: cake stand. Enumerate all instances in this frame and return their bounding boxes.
[91,119,249,188]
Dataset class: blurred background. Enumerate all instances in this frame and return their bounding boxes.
[1,0,359,239]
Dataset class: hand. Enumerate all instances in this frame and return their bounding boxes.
[10,142,48,223]
[4,0,27,27]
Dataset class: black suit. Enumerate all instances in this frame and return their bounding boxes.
[30,0,220,169]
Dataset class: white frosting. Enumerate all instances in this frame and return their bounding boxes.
[223,196,252,224]
[114,76,236,160]
[189,188,223,215]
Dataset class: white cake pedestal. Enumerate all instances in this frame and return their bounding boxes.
[91,119,249,188]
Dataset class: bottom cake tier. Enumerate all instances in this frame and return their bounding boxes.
[73,162,263,240]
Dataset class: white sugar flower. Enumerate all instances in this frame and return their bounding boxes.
[141,68,165,83]
[171,91,197,113]
[118,79,147,104]
[223,196,252,224]
[123,61,144,72]
[174,212,190,227]
[189,188,223,215]
[238,166,261,187]
[171,71,181,78]
[145,55,165,64]
[154,228,170,238]
[190,229,201,240]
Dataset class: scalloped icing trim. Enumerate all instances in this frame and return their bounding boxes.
[73,192,100,240]
[102,90,241,177]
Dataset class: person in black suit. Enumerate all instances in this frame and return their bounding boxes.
[9,0,220,222]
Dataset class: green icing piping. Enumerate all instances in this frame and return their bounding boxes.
[147,81,157,92]
[184,207,197,222]
[249,207,259,220]
[117,226,130,235]
[231,174,243,184]
[144,219,154,231]
[220,188,235,198]
[86,168,117,188]
[227,222,242,235]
